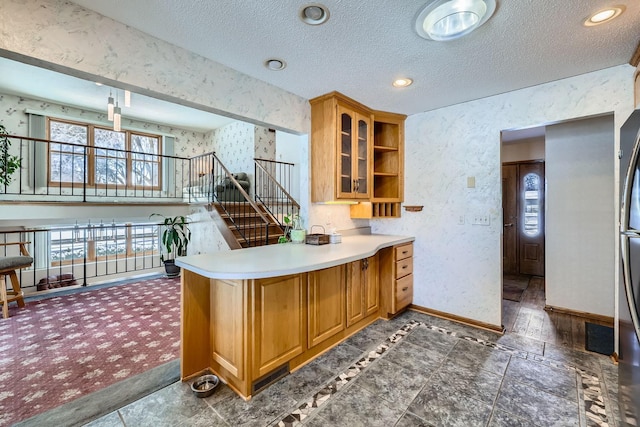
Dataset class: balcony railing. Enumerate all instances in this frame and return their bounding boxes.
[0,134,209,203]
[0,223,168,295]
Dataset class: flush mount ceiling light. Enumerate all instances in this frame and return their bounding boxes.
[299,3,330,25]
[584,6,625,26]
[265,59,287,71]
[415,0,497,41]
[393,78,413,88]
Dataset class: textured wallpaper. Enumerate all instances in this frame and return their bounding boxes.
[1,0,310,134]
[372,64,635,326]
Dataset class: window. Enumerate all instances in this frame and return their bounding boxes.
[50,223,159,266]
[48,118,162,188]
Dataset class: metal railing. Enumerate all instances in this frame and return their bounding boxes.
[254,158,300,228]
[0,134,199,203]
[0,223,166,295]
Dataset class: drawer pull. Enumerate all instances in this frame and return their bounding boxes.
[402,265,407,269]
[402,251,408,254]
[402,287,409,292]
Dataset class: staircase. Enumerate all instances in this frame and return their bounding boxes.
[210,202,284,249]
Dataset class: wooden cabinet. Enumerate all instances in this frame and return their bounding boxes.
[210,278,246,380]
[307,265,346,347]
[252,275,304,378]
[350,110,406,218]
[347,256,379,327]
[311,92,373,202]
[379,243,414,317]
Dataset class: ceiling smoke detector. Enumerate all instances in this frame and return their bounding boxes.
[415,0,497,41]
[265,59,287,71]
[299,4,330,25]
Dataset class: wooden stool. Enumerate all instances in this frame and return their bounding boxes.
[0,242,33,319]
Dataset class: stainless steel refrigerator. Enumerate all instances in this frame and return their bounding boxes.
[619,108,640,426]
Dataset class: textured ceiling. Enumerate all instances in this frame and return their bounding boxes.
[66,0,640,116]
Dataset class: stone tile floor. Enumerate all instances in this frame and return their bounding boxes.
[85,310,619,427]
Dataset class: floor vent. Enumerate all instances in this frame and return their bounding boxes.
[252,364,289,395]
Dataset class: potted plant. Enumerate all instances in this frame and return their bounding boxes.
[0,124,21,186]
[151,213,191,277]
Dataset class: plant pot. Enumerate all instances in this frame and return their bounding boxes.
[163,259,181,278]
[290,229,306,244]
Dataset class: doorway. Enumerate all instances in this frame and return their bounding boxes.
[502,160,545,277]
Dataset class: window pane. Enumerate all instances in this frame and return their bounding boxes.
[132,161,159,186]
[50,121,87,153]
[523,173,540,236]
[50,153,86,183]
[50,229,86,263]
[95,157,127,185]
[131,134,160,187]
[94,128,126,157]
[131,134,159,155]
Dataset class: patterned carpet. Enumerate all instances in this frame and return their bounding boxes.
[0,276,180,427]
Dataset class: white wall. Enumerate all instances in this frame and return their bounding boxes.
[0,0,310,135]
[502,137,546,162]
[372,65,635,327]
[545,115,615,317]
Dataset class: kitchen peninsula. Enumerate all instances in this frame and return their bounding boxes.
[176,234,414,399]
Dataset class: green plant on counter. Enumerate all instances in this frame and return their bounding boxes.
[0,124,21,186]
[150,213,191,261]
[278,214,293,243]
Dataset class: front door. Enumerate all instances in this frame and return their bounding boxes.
[502,164,518,274]
[502,161,545,276]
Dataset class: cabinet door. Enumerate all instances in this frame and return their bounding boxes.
[354,113,371,198]
[211,279,245,380]
[253,275,304,378]
[364,255,379,316]
[346,260,366,327]
[337,106,354,198]
[308,265,346,347]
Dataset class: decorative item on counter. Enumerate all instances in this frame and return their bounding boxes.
[306,225,330,245]
[329,232,342,244]
[290,214,306,244]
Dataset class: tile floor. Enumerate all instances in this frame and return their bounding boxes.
[84,310,619,427]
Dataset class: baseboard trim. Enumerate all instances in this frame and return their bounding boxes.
[544,305,614,326]
[409,304,505,334]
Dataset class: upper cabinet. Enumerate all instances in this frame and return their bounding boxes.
[311,92,373,201]
[310,92,406,217]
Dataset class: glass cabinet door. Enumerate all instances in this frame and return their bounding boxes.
[339,109,353,196]
[356,117,368,196]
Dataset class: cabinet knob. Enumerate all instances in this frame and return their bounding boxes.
[402,287,409,292]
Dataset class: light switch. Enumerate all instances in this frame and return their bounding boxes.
[467,176,476,188]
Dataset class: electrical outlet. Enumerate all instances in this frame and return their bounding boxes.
[472,215,490,226]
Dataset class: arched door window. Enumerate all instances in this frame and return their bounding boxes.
[523,173,541,236]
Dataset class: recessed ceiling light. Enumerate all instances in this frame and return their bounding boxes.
[265,59,286,71]
[415,0,497,41]
[584,6,624,26]
[95,82,103,86]
[299,4,330,25]
[393,78,413,88]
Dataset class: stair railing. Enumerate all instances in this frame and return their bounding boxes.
[254,158,300,228]
[206,153,271,247]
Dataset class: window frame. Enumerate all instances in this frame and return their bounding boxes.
[46,117,163,190]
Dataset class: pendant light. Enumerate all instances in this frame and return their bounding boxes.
[113,93,122,132]
[107,91,114,121]
[124,90,131,107]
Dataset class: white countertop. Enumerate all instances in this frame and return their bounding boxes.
[175,234,414,280]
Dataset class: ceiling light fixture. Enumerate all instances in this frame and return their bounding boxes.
[393,78,413,88]
[107,91,114,121]
[299,4,330,25]
[265,59,287,71]
[113,101,122,132]
[124,90,131,107]
[415,0,497,41]
[584,6,624,26]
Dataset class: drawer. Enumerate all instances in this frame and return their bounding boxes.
[395,257,413,279]
[395,243,413,261]
[393,274,413,313]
